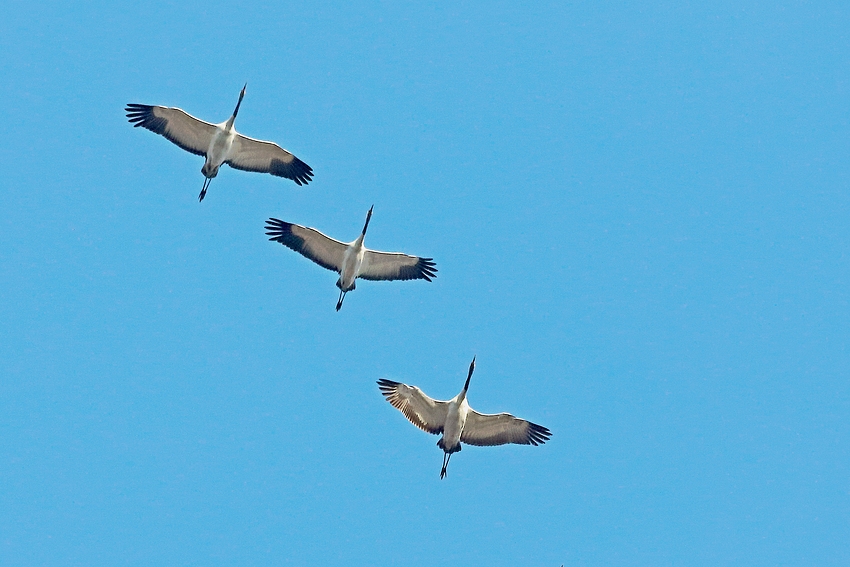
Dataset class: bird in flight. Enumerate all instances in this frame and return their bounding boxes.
[378,357,551,479]
[265,206,437,311]
[126,84,313,201]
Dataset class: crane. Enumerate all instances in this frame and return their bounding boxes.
[265,206,436,311]
[378,357,551,478]
[126,84,312,201]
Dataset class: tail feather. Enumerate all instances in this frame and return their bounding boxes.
[437,438,462,454]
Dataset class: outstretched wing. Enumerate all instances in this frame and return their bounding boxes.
[227,134,313,185]
[377,379,449,435]
[125,104,216,157]
[461,409,551,447]
[265,218,347,273]
[358,250,437,282]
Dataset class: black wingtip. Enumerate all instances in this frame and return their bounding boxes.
[264,218,294,241]
[377,378,400,390]
[528,422,552,446]
[125,104,171,136]
[269,156,314,186]
[125,103,153,125]
[417,257,438,281]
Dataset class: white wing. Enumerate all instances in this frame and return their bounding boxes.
[227,134,313,185]
[265,218,347,273]
[126,104,216,157]
[461,409,551,447]
[377,379,449,435]
[358,250,437,282]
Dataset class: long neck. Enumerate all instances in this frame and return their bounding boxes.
[226,85,246,130]
[461,357,475,398]
[361,206,374,236]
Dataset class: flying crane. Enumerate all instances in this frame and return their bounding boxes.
[126,84,313,201]
[378,357,551,478]
[265,206,437,311]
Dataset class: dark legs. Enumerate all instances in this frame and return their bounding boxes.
[440,452,452,479]
[336,289,347,311]
[199,177,212,202]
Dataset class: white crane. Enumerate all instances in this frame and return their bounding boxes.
[265,206,437,311]
[126,84,313,202]
[378,357,551,479]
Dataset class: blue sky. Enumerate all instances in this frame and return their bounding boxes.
[2,1,849,565]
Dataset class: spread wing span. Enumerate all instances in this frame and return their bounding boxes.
[461,410,551,447]
[359,251,437,282]
[227,134,313,185]
[125,104,215,157]
[377,379,449,435]
[265,218,347,273]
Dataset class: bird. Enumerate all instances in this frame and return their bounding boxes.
[265,206,437,311]
[126,84,313,202]
[377,357,551,479]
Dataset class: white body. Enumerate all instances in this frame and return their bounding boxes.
[339,235,366,291]
[441,394,470,453]
[202,121,237,178]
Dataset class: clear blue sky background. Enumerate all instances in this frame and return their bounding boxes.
[2,1,849,565]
